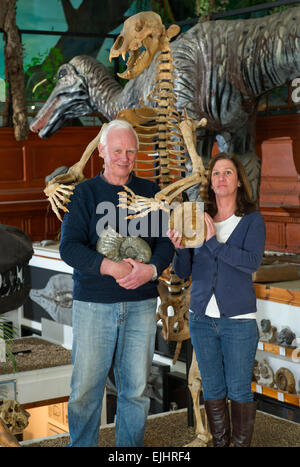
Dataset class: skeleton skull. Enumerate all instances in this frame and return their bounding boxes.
[109,11,180,80]
[0,400,30,435]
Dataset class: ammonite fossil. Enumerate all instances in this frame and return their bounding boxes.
[260,319,277,343]
[96,226,152,263]
[261,319,271,333]
[275,367,296,394]
[277,327,296,347]
[169,201,206,247]
[253,359,274,388]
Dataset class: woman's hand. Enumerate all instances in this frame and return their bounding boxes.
[204,212,216,241]
[166,229,185,249]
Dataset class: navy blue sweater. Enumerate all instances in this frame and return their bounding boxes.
[173,211,265,318]
[59,173,174,303]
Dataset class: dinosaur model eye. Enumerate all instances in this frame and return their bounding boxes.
[57,68,67,80]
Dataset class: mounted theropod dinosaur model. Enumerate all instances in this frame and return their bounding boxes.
[31,6,300,204]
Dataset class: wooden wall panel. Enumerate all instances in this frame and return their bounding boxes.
[0,127,103,241]
[256,115,300,253]
[0,146,24,182]
[260,206,300,253]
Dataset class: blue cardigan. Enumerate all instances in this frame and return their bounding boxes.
[60,173,174,303]
[173,211,266,318]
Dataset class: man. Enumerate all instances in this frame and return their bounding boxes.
[59,120,174,447]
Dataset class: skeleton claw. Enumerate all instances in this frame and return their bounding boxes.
[118,186,171,219]
[49,197,63,222]
[44,182,76,221]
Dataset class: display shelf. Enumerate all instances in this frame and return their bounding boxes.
[253,287,300,418]
[0,364,72,406]
[251,382,300,407]
[254,283,300,307]
[257,340,300,360]
[30,242,73,274]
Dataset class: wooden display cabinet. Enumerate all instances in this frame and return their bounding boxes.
[48,402,69,436]
[253,284,300,416]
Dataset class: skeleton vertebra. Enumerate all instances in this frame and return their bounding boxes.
[117,111,208,223]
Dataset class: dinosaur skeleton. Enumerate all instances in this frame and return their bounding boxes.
[43,11,211,446]
[109,12,210,446]
[32,7,300,205]
[30,7,300,446]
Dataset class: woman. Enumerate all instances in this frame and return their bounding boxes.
[168,152,265,447]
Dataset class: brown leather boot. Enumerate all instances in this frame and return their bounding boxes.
[231,400,257,447]
[204,398,231,447]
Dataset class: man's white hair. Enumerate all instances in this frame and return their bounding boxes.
[100,119,139,148]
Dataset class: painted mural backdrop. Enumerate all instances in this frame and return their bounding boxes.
[0,0,298,126]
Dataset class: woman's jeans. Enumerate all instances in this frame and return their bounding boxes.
[67,298,157,447]
[189,315,259,402]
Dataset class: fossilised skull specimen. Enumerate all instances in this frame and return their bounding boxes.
[0,400,30,435]
[109,11,180,80]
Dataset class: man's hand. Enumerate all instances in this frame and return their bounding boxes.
[117,258,154,289]
[100,257,133,280]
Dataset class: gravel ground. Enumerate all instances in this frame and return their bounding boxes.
[24,408,300,448]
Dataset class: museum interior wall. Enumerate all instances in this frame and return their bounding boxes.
[0,113,299,251]
[0,127,103,241]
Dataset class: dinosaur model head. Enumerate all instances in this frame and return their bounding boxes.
[30,59,95,138]
[109,11,180,80]
[0,225,33,314]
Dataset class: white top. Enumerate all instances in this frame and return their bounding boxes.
[205,214,256,320]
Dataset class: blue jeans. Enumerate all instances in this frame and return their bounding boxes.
[67,298,157,447]
[189,315,259,403]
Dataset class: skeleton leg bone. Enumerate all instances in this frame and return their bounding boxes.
[185,351,212,447]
